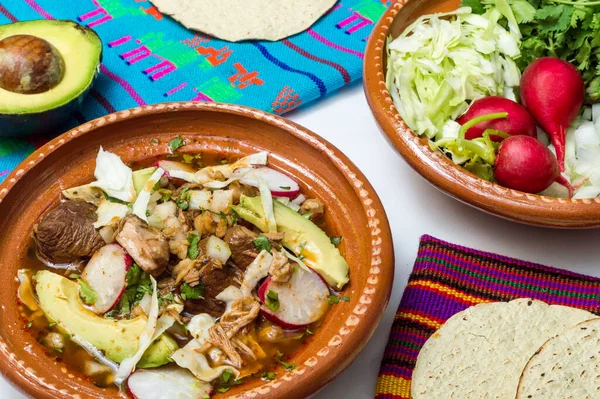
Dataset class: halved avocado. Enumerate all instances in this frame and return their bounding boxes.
[0,20,102,136]
[231,195,350,289]
[34,270,176,367]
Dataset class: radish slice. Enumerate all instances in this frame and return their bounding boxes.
[241,167,300,197]
[258,266,329,330]
[157,160,196,181]
[127,367,212,399]
[82,244,132,314]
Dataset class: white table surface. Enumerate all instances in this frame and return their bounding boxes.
[4,82,600,399]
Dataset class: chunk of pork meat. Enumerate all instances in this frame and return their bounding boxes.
[115,215,169,276]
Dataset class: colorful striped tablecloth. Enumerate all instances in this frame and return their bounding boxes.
[0,0,391,183]
[375,235,600,398]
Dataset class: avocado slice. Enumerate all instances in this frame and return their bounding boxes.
[35,270,176,367]
[0,20,102,136]
[231,195,349,289]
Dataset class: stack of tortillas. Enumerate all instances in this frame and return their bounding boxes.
[149,0,337,42]
[412,298,600,398]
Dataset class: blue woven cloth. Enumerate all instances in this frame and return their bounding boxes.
[0,0,390,182]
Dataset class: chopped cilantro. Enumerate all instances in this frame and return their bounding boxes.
[222,370,232,383]
[180,283,204,300]
[280,360,296,371]
[69,273,80,279]
[187,234,200,260]
[48,322,56,328]
[253,235,272,253]
[274,351,296,370]
[328,295,350,305]
[27,321,33,328]
[265,290,280,312]
[331,236,343,246]
[149,138,160,146]
[78,279,98,305]
[220,158,228,164]
[182,154,195,163]
[262,371,277,381]
[158,188,172,202]
[279,186,291,190]
[55,348,63,353]
[168,136,185,151]
[176,187,191,210]
[217,388,230,393]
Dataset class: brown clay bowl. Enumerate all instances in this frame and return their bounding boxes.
[0,102,394,399]
[364,0,600,228]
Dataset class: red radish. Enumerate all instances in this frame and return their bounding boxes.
[258,267,330,330]
[457,96,536,142]
[82,244,131,314]
[494,135,571,195]
[240,167,300,197]
[520,57,585,173]
[156,159,196,181]
[127,367,212,399]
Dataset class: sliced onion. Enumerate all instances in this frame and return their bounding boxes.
[291,194,306,206]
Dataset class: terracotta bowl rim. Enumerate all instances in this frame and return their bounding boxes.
[363,0,600,228]
[0,102,394,399]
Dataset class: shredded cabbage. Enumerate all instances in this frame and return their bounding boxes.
[93,201,130,228]
[90,147,137,203]
[132,167,165,222]
[259,178,277,233]
[387,7,521,139]
[114,276,159,385]
[240,250,273,297]
[171,314,238,382]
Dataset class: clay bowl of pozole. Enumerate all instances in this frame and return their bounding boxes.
[0,102,393,399]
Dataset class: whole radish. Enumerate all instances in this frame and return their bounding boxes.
[520,57,585,172]
[494,135,571,195]
[457,96,536,142]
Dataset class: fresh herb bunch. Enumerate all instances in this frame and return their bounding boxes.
[466,0,600,101]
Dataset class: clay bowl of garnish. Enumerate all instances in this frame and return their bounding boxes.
[364,0,600,228]
[0,102,393,399]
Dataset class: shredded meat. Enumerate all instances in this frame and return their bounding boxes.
[220,299,261,335]
[195,299,261,366]
[183,268,201,286]
[232,337,256,361]
[207,324,243,368]
[172,258,198,284]
[300,198,325,220]
[269,250,293,283]
[115,215,170,276]
[264,231,285,241]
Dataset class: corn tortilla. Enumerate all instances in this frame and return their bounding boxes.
[150,0,337,42]
[411,299,596,399]
[517,317,600,399]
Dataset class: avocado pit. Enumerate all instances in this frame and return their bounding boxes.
[0,34,65,94]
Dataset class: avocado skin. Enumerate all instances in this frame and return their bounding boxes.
[0,84,91,137]
[0,21,102,137]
